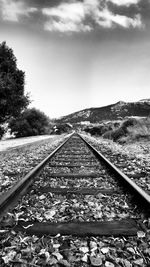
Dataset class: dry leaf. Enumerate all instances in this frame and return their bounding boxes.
[133,258,144,266]
[127,247,135,254]
[137,231,145,238]
[53,252,63,261]
[39,195,46,200]
[44,210,56,220]
[105,261,115,267]
[79,246,89,253]
[121,259,132,267]
[101,247,109,254]
[0,229,8,233]
[2,250,17,263]
[90,256,102,266]
[53,243,60,249]
[82,254,88,262]
[59,259,70,266]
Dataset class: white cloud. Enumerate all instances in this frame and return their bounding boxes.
[0,0,143,31]
[97,8,143,28]
[42,0,143,32]
[44,20,91,33]
[43,2,85,23]
[0,0,37,22]
[42,0,102,32]
[107,0,140,6]
[43,2,91,32]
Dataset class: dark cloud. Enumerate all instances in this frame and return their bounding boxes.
[24,0,63,8]
[107,2,139,18]
[107,0,150,22]
[24,0,84,9]
[138,0,150,20]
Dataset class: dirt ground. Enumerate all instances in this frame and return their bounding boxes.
[0,135,56,152]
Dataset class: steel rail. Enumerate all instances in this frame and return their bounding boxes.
[79,133,150,208]
[0,133,74,218]
[0,132,148,237]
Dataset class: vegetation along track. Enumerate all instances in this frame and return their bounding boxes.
[0,133,150,266]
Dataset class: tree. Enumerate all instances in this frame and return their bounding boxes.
[9,108,50,137]
[0,41,29,124]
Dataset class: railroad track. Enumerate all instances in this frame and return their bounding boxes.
[0,133,150,265]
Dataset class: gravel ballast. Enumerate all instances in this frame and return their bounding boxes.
[0,133,150,266]
[81,134,150,193]
[0,134,69,193]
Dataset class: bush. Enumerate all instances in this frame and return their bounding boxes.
[0,126,5,139]
[113,122,120,128]
[102,118,137,142]
[84,126,102,136]
[103,127,125,141]
[102,117,150,143]
[121,118,137,132]
[127,117,150,140]
[9,108,50,137]
[102,130,113,140]
[84,125,112,136]
[51,123,72,134]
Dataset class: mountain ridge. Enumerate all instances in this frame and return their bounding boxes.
[55,100,150,124]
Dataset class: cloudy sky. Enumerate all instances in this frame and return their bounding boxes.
[0,0,150,118]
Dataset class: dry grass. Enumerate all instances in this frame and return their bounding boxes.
[128,118,150,138]
[118,117,150,143]
[102,117,150,143]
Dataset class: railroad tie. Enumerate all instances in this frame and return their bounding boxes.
[0,132,149,239]
[16,219,138,237]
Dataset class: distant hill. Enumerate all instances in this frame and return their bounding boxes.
[55,100,150,124]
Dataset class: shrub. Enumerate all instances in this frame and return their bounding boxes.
[102,117,150,143]
[0,126,5,139]
[127,118,150,140]
[51,123,72,134]
[84,125,112,136]
[103,127,125,141]
[102,130,113,140]
[113,122,120,128]
[102,118,137,142]
[9,108,50,137]
[121,118,137,132]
